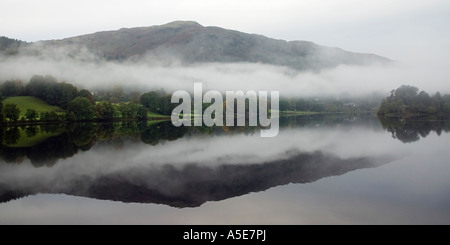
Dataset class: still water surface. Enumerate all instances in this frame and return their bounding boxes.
[0,115,449,224]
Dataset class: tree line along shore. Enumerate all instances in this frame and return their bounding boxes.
[377,85,450,117]
[0,75,174,124]
[1,75,448,125]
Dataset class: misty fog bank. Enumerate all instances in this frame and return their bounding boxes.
[0,46,448,99]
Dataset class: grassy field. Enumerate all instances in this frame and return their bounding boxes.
[2,96,63,118]
[3,96,171,121]
[147,111,170,119]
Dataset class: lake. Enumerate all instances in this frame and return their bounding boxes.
[1,114,450,225]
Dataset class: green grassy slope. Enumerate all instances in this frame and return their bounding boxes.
[2,96,63,118]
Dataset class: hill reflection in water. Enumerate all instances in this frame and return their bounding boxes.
[1,114,445,207]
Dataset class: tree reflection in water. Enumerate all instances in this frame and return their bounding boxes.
[1,114,449,166]
[378,115,450,143]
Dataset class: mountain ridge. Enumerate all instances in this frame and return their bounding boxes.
[3,21,390,70]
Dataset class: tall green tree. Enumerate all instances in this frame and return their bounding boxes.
[140,91,173,115]
[79,89,95,104]
[3,104,20,122]
[25,109,38,121]
[60,83,79,109]
[40,111,60,122]
[395,85,419,105]
[68,97,95,121]
[432,92,443,112]
[0,80,24,97]
[140,91,161,113]
[95,101,115,120]
[25,75,78,109]
[378,85,450,116]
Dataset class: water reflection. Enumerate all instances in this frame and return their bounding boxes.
[0,150,392,207]
[0,114,447,208]
[1,122,145,166]
[378,115,450,143]
[1,115,382,166]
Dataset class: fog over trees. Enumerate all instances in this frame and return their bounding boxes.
[378,85,450,116]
